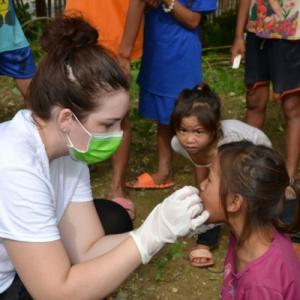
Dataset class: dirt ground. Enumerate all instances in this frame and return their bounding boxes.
[0,66,286,299]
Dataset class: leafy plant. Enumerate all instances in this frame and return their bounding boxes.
[153,243,184,282]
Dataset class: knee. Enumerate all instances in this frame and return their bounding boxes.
[282,93,300,120]
[246,99,264,112]
[94,199,133,234]
[246,89,266,112]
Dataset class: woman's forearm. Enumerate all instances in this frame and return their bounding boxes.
[63,237,141,300]
[79,232,129,262]
[5,237,141,300]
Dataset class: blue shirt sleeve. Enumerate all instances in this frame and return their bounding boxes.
[190,0,217,14]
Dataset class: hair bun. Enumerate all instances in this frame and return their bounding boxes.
[41,16,99,57]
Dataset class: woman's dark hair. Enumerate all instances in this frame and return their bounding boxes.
[170,83,222,144]
[218,141,300,244]
[26,16,129,121]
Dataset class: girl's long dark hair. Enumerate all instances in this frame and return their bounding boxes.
[218,141,300,245]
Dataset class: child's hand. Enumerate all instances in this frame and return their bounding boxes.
[117,56,131,83]
[146,0,161,9]
[231,37,245,65]
[269,0,283,17]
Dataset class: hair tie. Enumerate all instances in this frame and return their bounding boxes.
[65,64,79,85]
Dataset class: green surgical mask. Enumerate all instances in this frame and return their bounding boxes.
[67,114,123,164]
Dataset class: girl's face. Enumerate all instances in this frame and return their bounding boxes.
[199,158,226,223]
[176,116,212,154]
[68,89,129,151]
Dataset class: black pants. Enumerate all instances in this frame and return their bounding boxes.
[0,199,133,299]
[280,199,300,243]
[196,225,221,248]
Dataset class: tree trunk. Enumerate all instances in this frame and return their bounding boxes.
[36,0,47,17]
[47,0,52,17]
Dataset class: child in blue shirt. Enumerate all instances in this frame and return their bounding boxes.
[121,0,217,189]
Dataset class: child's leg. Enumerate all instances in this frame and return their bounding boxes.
[282,92,300,180]
[151,122,173,184]
[15,78,32,98]
[270,39,300,180]
[244,33,270,128]
[271,39,300,245]
[127,89,174,188]
[196,225,221,247]
[111,114,132,197]
[245,85,269,128]
[110,114,135,219]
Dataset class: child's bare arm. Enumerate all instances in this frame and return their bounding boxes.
[195,167,209,189]
[231,0,251,63]
[269,0,282,17]
[162,0,201,30]
[118,0,145,78]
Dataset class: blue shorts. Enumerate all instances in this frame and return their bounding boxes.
[139,88,176,125]
[0,46,36,79]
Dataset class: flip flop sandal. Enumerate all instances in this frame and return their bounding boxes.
[112,197,135,220]
[189,246,214,268]
[126,172,175,189]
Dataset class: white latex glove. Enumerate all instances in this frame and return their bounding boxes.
[130,186,209,264]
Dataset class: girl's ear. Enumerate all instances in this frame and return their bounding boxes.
[227,193,244,213]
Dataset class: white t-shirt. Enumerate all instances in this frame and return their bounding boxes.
[171,120,272,167]
[0,110,92,292]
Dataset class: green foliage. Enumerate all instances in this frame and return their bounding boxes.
[14,1,31,24]
[203,55,245,96]
[24,21,47,61]
[202,12,237,47]
[130,60,141,100]
[15,2,48,61]
[153,243,184,282]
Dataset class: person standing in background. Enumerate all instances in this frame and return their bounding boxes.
[0,0,36,98]
[65,0,144,219]
[231,0,300,249]
[120,1,217,192]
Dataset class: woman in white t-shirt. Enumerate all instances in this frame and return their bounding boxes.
[0,17,210,299]
[170,84,272,268]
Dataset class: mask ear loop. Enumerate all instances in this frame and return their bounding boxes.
[61,128,74,148]
[65,133,75,148]
[65,114,93,152]
[72,113,92,137]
